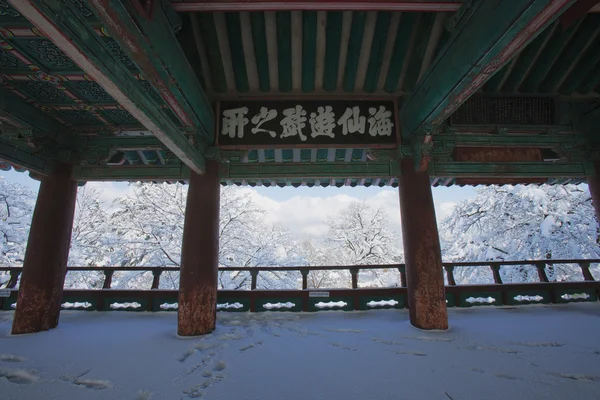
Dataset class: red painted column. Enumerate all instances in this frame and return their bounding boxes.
[178,160,220,336]
[398,158,448,330]
[587,161,600,223]
[12,164,77,334]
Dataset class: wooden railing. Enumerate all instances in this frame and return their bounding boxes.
[0,259,599,312]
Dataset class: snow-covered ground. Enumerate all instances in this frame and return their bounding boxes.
[0,305,599,400]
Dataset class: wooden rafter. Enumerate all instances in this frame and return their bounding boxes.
[169,0,600,12]
[400,0,577,170]
[8,0,211,174]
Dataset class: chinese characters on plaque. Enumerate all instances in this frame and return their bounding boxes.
[217,100,397,148]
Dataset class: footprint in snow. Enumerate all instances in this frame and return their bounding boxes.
[0,368,38,384]
[61,370,112,390]
[182,369,226,398]
[0,354,26,362]
[554,373,600,382]
[330,343,358,352]
[239,342,263,353]
[494,373,522,380]
[395,350,427,357]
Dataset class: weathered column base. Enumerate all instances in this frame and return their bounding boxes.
[398,158,448,330]
[178,161,220,336]
[12,164,77,334]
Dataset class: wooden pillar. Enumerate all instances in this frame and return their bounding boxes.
[587,162,600,223]
[178,160,220,336]
[398,158,448,330]
[12,164,77,334]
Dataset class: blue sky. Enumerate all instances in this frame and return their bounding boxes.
[2,168,476,238]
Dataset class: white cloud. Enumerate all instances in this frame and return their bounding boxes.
[83,182,135,209]
[242,188,402,239]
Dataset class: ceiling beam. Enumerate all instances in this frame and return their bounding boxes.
[0,141,52,174]
[73,159,590,181]
[432,161,588,177]
[10,0,211,174]
[0,88,75,148]
[170,0,600,12]
[400,0,576,153]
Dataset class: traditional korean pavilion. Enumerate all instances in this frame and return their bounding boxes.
[1,0,600,335]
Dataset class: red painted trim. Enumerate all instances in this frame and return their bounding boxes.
[170,0,600,13]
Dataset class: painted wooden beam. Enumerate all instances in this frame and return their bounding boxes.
[431,161,588,177]
[0,88,74,148]
[400,0,576,142]
[10,0,209,174]
[171,1,600,12]
[72,158,590,181]
[0,141,51,174]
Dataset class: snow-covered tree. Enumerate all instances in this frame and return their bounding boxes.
[0,178,35,286]
[297,202,402,288]
[440,184,600,283]
[104,184,298,289]
[65,186,113,289]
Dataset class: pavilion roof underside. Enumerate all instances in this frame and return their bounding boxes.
[0,2,599,187]
[180,10,600,97]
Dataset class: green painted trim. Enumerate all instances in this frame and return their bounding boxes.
[80,136,165,149]
[363,11,391,93]
[0,88,74,147]
[276,11,293,92]
[559,35,600,95]
[343,11,366,93]
[520,19,581,93]
[501,24,553,93]
[384,12,416,93]
[0,140,50,173]
[74,165,189,181]
[403,12,436,93]
[322,11,343,92]
[33,0,207,172]
[539,14,600,93]
[225,12,250,93]
[302,11,317,93]
[226,161,392,179]
[435,132,579,147]
[199,13,228,93]
[99,0,213,133]
[250,12,271,92]
[401,0,574,139]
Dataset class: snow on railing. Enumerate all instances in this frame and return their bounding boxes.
[513,295,543,302]
[561,293,590,300]
[217,302,244,310]
[62,302,93,309]
[366,299,398,308]
[110,302,141,310]
[263,302,295,310]
[465,296,496,304]
[315,301,347,309]
[160,302,178,310]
